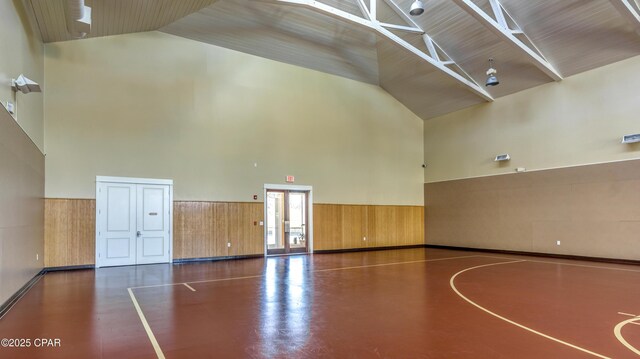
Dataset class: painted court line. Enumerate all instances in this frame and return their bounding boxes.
[614,316,640,355]
[127,288,166,359]
[128,254,479,358]
[618,312,639,318]
[450,260,611,359]
[313,255,479,273]
[479,255,640,273]
[130,255,480,289]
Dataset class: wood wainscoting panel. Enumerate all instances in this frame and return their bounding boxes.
[45,199,96,267]
[313,204,342,250]
[228,202,265,256]
[174,201,264,259]
[173,201,216,259]
[45,200,423,266]
[342,205,367,249]
[313,204,425,251]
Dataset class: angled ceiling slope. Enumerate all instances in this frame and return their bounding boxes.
[27,0,640,120]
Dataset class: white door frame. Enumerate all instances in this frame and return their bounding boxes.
[263,184,313,256]
[95,176,174,267]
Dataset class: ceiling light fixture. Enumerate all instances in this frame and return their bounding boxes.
[485,58,499,87]
[11,75,41,94]
[409,0,425,16]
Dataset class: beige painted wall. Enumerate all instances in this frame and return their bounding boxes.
[0,0,44,152]
[424,55,640,183]
[44,32,424,205]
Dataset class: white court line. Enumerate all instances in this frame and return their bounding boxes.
[130,255,480,290]
[450,260,611,359]
[127,254,481,358]
[618,312,639,317]
[313,255,479,273]
[614,317,640,355]
[127,288,165,359]
[478,255,640,273]
[183,283,196,292]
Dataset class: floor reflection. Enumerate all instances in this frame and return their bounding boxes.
[260,256,312,357]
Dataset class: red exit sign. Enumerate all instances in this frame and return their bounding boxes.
[285,175,295,183]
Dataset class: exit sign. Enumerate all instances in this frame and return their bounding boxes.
[285,175,295,183]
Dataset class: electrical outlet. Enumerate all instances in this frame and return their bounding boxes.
[363,237,367,241]
[227,242,231,248]
[556,241,561,246]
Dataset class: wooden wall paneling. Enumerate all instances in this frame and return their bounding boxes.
[173,202,216,259]
[395,206,421,246]
[227,202,241,257]
[313,204,342,250]
[45,199,95,267]
[213,202,230,257]
[367,205,398,248]
[245,203,265,255]
[46,199,424,266]
[341,205,367,249]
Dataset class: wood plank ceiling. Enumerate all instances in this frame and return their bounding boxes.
[25,0,640,119]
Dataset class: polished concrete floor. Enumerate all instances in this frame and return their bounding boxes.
[1,248,639,358]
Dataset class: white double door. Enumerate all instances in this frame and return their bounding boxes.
[96,182,171,267]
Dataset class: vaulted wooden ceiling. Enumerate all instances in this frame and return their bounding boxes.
[25,0,640,119]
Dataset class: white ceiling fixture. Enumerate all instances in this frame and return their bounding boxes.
[258,0,493,102]
[609,0,640,35]
[64,0,92,38]
[451,0,562,81]
[409,0,425,16]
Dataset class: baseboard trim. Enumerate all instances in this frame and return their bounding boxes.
[0,269,45,320]
[44,264,95,272]
[314,244,427,254]
[425,244,640,266]
[173,254,264,264]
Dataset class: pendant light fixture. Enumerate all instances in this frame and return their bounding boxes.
[409,0,425,16]
[485,58,499,87]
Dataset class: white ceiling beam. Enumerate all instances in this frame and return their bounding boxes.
[489,0,508,29]
[375,25,492,101]
[451,0,563,81]
[355,0,371,20]
[423,35,440,61]
[258,0,493,101]
[379,22,424,34]
[370,0,376,20]
[610,0,640,35]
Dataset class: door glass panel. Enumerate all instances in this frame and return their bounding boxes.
[267,191,285,251]
[288,192,306,250]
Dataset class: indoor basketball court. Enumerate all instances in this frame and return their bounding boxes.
[1,0,640,358]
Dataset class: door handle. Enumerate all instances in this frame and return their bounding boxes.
[137,231,141,237]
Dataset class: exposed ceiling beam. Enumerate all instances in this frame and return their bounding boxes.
[257,0,493,101]
[381,0,422,29]
[355,0,371,20]
[379,22,424,34]
[451,0,563,81]
[610,0,640,35]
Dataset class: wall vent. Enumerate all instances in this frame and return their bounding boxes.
[494,154,510,162]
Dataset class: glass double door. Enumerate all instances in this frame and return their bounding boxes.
[266,190,308,255]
